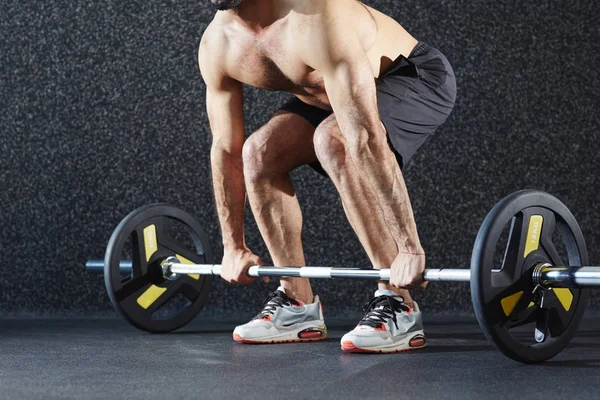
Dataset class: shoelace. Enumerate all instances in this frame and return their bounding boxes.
[359,295,409,330]
[253,290,300,320]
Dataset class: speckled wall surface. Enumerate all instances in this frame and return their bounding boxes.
[1,0,599,319]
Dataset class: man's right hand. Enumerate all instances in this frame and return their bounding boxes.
[220,247,264,285]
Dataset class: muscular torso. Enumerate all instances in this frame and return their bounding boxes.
[206,1,417,110]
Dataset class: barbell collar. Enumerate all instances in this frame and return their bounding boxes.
[533,263,600,288]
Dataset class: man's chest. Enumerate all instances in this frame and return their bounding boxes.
[226,31,325,95]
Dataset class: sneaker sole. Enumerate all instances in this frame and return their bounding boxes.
[233,324,328,344]
[234,333,327,344]
[340,335,427,353]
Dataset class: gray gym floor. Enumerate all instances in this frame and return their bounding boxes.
[1,316,599,400]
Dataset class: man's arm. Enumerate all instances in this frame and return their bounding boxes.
[299,0,422,254]
[198,32,246,251]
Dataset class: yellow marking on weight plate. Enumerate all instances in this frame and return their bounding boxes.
[143,225,158,262]
[523,215,543,257]
[501,291,524,316]
[176,254,200,280]
[137,285,167,309]
[528,302,535,308]
[553,288,574,311]
[522,215,543,257]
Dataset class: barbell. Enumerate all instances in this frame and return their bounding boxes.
[86,189,598,363]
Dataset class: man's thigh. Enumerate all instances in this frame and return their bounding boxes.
[276,97,333,176]
[246,109,320,174]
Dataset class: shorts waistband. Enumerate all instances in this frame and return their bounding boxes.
[409,42,430,58]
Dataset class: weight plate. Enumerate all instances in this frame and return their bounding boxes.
[471,190,588,363]
[104,204,214,333]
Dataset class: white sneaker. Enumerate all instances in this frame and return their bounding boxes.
[341,290,426,353]
[233,286,327,343]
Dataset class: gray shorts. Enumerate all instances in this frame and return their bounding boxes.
[278,42,457,174]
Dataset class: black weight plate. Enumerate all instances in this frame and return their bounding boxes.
[471,190,588,363]
[104,204,214,333]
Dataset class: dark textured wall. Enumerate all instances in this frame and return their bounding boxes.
[1,0,599,319]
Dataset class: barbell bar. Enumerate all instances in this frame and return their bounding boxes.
[86,259,471,281]
[85,259,600,287]
[86,260,132,274]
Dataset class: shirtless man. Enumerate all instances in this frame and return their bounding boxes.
[199,0,456,353]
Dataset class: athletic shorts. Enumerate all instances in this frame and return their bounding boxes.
[277,42,457,175]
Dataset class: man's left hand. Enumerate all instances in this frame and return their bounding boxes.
[389,251,428,289]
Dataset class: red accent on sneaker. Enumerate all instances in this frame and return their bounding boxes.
[373,323,387,331]
[299,330,323,339]
[409,337,426,347]
[341,341,368,352]
[233,333,244,342]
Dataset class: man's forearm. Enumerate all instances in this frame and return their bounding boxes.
[327,90,421,251]
[211,146,247,250]
[323,67,423,252]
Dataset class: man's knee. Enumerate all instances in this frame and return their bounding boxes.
[314,119,390,174]
[313,120,348,174]
[242,127,280,184]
